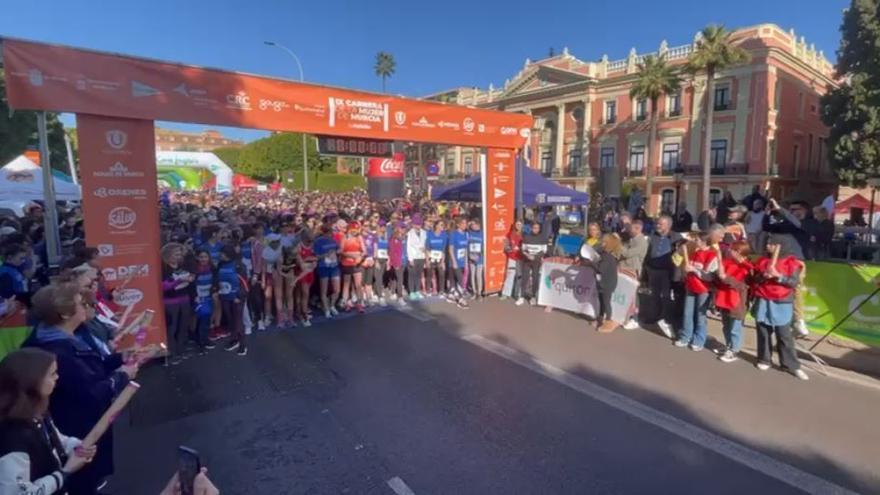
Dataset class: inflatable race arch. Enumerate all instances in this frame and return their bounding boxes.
[156,151,233,193]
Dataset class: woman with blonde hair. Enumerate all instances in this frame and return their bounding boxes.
[161,242,194,364]
[587,233,622,333]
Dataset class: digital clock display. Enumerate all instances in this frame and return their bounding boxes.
[316,135,394,158]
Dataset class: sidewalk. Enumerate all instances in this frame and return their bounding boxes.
[703,316,880,386]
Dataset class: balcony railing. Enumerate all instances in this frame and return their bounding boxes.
[668,109,681,117]
[627,168,645,177]
[714,102,730,111]
[658,164,750,176]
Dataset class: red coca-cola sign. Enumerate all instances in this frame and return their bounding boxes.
[367,152,405,179]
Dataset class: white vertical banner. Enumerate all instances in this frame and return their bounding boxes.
[609,270,639,324]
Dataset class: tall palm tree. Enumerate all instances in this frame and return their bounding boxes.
[374,52,396,93]
[686,25,750,211]
[630,54,681,214]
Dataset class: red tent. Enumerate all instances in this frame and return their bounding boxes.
[203,173,260,191]
[834,193,880,214]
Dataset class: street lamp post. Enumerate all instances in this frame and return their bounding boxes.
[264,41,309,192]
[673,166,685,215]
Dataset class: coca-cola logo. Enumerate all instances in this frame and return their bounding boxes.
[368,153,405,178]
[108,207,137,229]
[379,159,404,175]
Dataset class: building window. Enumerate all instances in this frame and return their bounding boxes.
[668,92,681,116]
[714,85,730,111]
[541,151,553,176]
[709,188,722,208]
[773,80,782,110]
[568,150,582,176]
[464,156,473,175]
[629,144,645,173]
[572,108,584,122]
[711,139,727,170]
[604,100,617,124]
[798,92,805,118]
[768,139,778,174]
[808,133,814,172]
[600,147,615,169]
[661,189,675,214]
[662,143,680,173]
[793,143,801,176]
[635,99,647,121]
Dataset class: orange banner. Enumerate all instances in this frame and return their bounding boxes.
[76,115,166,350]
[3,39,532,149]
[482,148,516,293]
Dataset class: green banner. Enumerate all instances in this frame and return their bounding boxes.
[802,261,880,347]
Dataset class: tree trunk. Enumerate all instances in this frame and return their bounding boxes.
[701,68,716,213]
[382,75,386,93]
[647,96,658,215]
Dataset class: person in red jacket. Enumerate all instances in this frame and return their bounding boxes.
[714,240,753,363]
[751,233,809,380]
[675,231,719,351]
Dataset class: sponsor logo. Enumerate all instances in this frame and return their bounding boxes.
[412,116,436,128]
[544,274,593,295]
[492,235,506,244]
[131,80,161,97]
[493,219,506,232]
[329,97,387,128]
[105,130,127,150]
[478,123,486,133]
[293,104,326,115]
[520,128,531,138]
[97,244,114,257]
[536,193,547,204]
[379,159,404,175]
[94,162,144,178]
[101,264,150,282]
[113,288,144,306]
[4,170,35,183]
[500,126,517,135]
[28,69,44,87]
[93,187,147,199]
[494,187,507,199]
[437,121,460,130]
[258,98,290,112]
[463,118,475,133]
[226,91,252,110]
[108,207,137,229]
[394,111,407,125]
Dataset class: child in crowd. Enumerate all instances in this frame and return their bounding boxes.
[467,219,484,300]
[193,249,218,352]
[217,245,247,356]
[714,240,752,363]
[676,231,719,351]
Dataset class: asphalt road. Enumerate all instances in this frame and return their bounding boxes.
[111,298,880,495]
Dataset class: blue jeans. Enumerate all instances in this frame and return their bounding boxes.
[679,292,710,347]
[721,311,743,352]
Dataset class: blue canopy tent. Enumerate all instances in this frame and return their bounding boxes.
[431,159,589,206]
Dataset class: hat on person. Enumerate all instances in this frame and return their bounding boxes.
[412,214,423,226]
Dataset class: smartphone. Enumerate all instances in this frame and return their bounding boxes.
[177,446,201,495]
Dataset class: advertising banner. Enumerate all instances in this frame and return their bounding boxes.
[366,152,405,200]
[483,148,516,293]
[537,260,599,317]
[802,261,880,347]
[609,270,639,325]
[4,39,532,149]
[76,114,166,350]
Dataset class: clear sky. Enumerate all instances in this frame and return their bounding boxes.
[0,0,849,143]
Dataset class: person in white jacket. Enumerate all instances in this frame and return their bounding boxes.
[406,217,427,300]
[0,349,96,495]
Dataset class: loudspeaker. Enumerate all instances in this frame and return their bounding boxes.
[600,167,621,198]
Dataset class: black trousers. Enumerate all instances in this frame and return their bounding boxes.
[408,259,425,293]
[597,288,612,323]
[164,300,192,357]
[646,266,674,323]
[756,322,800,371]
[248,276,264,323]
[521,259,542,300]
[428,261,446,293]
[220,298,245,349]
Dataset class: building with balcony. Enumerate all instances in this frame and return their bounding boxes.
[155,128,244,152]
[429,24,837,214]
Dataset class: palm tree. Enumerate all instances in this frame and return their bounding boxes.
[630,54,681,214]
[374,52,396,93]
[686,25,750,211]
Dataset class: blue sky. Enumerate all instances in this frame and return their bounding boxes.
[0,0,848,143]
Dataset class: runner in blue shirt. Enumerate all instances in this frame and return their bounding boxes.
[447,218,470,308]
[313,224,341,319]
[426,220,448,296]
[468,219,484,300]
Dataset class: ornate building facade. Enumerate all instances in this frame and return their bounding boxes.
[154,128,244,152]
[429,24,837,214]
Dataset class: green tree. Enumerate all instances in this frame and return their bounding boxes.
[236,132,330,181]
[0,68,69,170]
[374,52,396,93]
[686,25,750,211]
[212,146,242,168]
[630,54,681,213]
[821,0,880,185]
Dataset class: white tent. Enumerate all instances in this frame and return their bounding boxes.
[0,155,82,201]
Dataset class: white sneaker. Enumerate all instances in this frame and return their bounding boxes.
[795,320,809,337]
[673,340,689,348]
[397,298,407,307]
[515,298,525,306]
[689,344,703,352]
[389,294,397,301]
[657,320,674,339]
[719,350,739,363]
[324,310,332,319]
[622,319,640,330]
[330,307,339,316]
[244,326,253,336]
[756,362,771,371]
[793,369,809,381]
[379,298,387,307]
[258,320,266,331]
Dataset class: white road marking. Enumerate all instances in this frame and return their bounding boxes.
[387,476,417,495]
[462,334,861,495]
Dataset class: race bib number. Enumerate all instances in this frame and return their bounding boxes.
[469,243,481,253]
[456,248,466,260]
[323,252,338,267]
[376,248,388,259]
[429,250,443,262]
[197,285,212,298]
[218,281,232,295]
